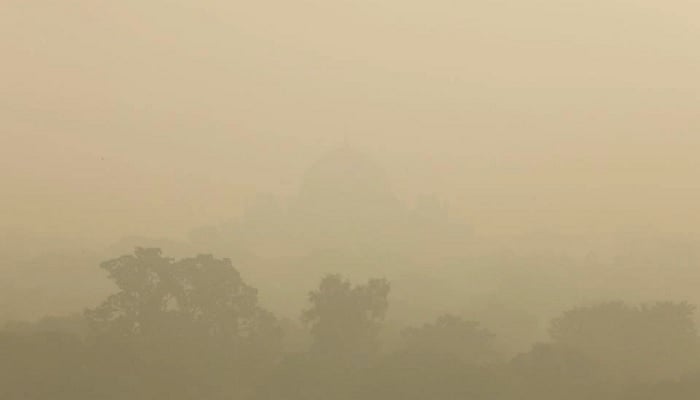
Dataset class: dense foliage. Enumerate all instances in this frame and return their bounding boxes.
[2,248,700,399]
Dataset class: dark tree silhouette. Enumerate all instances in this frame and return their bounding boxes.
[5,247,700,400]
[85,248,280,346]
[401,314,500,364]
[509,343,606,399]
[85,248,173,339]
[302,274,390,358]
[83,248,283,399]
[549,301,699,382]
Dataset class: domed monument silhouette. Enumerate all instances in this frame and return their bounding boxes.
[187,146,466,316]
[291,146,403,248]
[297,147,399,218]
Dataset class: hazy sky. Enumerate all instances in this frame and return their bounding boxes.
[3,0,699,241]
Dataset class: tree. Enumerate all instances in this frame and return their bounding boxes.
[401,314,500,364]
[84,248,283,399]
[85,248,173,339]
[302,274,390,358]
[509,343,607,400]
[86,248,280,345]
[549,301,699,382]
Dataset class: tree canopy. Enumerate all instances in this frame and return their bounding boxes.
[302,274,390,358]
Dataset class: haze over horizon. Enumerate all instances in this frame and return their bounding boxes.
[4,4,700,398]
[3,0,699,243]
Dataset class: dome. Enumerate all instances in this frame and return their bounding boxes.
[297,147,399,215]
[291,147,403,247]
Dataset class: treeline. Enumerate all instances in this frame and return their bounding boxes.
[2,248,700,399]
